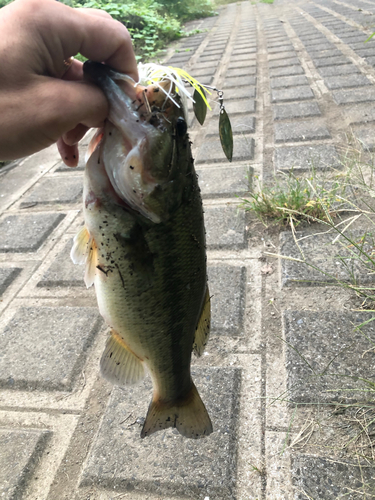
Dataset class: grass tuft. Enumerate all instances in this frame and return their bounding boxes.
[240,169,347,227]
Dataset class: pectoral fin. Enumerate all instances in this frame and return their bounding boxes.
[70,226,90,265]
[100,330,145,386]
[193,286,211,357]
[70,226,98,288]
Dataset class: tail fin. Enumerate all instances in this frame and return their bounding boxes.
[141,381,213,439]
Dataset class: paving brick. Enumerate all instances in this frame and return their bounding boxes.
[343,35,370,44]
[0,429,51,500]
[20,177,82,207]
[206,43,227,52]
[197,54,220,63]
[190,66,217,79]
[273,101,321,120]
[332,87,375,105]
[268,45,295,54]
[0,213,65,253]
[313,55,349,67]
[192,59,219,70]
[324,74,372,89]
[81,367,241,499]
[213,99,255,116]
[275,144,340,171]
[196,135,254,163]
[226,86,256,99]
[208,266,246,335]
[270,75,309,89]
[308,49,342,60]
[204,205,247,249]
[269,66,305,78]
[206,114,255,135]
[362,56,375,67]
[200,49,224,57]
[235,40,257,47]
[292,455,375,500]
[354,127,375,151]
[179,38,203,47]
[223,75,256,88]
[268,57,300,69]
[226,65,257,76]
[268,51,297,61]
[37,240,84,287]
[0,306,102,390]
[301,37,328,46]
[266,37,289,44]
[0,268,21,295]
[230,53,257,63]
[304,43,336,53]
[284,310,375,403]
[267,40,289,48]
[271,86,314,103]
[318,64,360,77]
[354,47,375,58]
[345,41,370,50]
[167,54,192,65]
[280,229,375,287]
[274,121,331,143]
[180,35,204,47]
[228,59,256,70]
[197,166,251,199]
[232,47,257,55]
[179,38,201,48]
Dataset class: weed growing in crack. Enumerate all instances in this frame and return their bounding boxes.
[240,167,348,227]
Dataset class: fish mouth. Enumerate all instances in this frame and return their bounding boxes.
[84,61,175,223]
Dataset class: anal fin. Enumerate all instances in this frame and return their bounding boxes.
[193,285,211,357]
[141,381,213,439]
[100,330,145,386]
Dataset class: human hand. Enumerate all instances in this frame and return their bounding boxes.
[0,0,138,166]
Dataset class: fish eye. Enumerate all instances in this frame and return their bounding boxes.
[176,117,187,137]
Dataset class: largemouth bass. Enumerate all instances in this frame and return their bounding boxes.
[71,61,212,439]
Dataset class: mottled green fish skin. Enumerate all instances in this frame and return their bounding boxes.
[84,134,207,404]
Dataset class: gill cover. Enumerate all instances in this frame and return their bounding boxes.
[83,61,180,223]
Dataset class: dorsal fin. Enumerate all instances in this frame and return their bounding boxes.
[70,225,98,288]
[193,286,211,357]
[100,330,145,386]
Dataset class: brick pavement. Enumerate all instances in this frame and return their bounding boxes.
[1,0,375,498]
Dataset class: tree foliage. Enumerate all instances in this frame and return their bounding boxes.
[0,0,216,61]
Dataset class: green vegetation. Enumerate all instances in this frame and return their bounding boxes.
[0,0,216,61]
[242,142,375,306]
[74,1,183,61]
[241,169,346,227]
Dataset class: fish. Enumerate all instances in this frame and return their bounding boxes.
[71,61,212,439]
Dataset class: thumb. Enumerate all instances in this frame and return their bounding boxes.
[40,78,109,135]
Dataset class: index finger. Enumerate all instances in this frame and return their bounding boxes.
[33,0,138,80]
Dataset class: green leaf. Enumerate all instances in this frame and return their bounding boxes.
[365,32,375,43]
[219,109,233,162]
[193,87,207,125]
